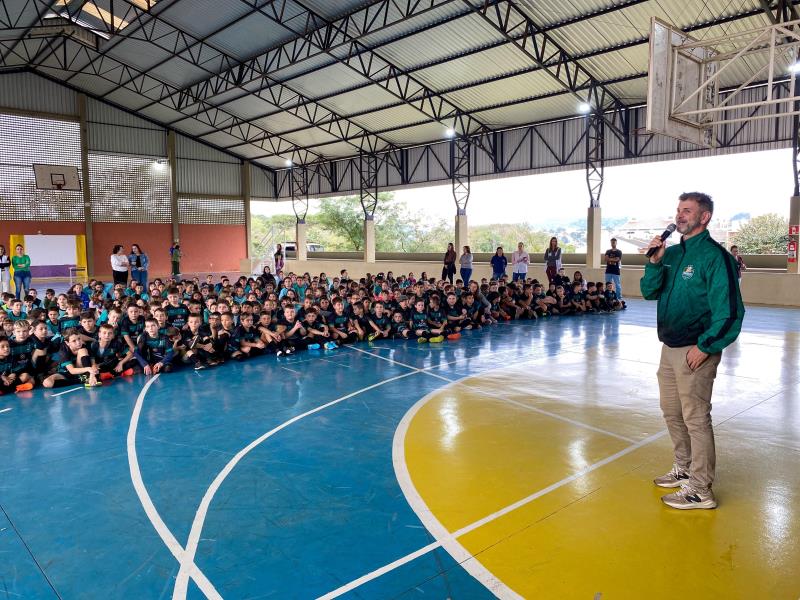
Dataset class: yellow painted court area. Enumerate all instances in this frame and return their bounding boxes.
[403,361,800,599]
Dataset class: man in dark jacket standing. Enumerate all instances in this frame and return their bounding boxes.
[641,192,744,510]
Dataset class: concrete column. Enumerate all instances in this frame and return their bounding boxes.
[77,94,94,277]
[790,196,800,275]
[167,131,179,244]
[455,210,469,253]
[296,220,307,262]
[586,206,602,270]
[364,216,376,263]
[242,161,252,260]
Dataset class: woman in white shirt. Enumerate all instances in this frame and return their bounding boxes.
[0,245,10,293]
[110,245,130,286]
[511,242,529,282]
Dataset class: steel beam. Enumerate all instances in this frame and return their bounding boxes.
[290,166,310,223]
[24,36,319,164]
[141,0,453,112]
[451,136,471,213]
[76,0,400,157]
[359,153,379,220]
[245,0,491,141]
[585,111,604,208]
[462,0,629,145]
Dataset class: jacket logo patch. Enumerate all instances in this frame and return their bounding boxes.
[682,265,695,280]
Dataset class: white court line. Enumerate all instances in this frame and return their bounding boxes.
[320,384,667,600]
[349,346,635,443]
[49,386,83,397]
[0,408,12,414]
[171,370,422,600]
[127,374,222,600]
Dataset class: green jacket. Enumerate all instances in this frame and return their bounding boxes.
[640,229,744,354]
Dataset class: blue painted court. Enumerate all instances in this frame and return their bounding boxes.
[2,301,800,599]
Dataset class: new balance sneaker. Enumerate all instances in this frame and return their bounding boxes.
[429,335,445,343]
[308,343,321,350]
[661,484,717,510]
[324,341,338,350]
[653,463,690,488]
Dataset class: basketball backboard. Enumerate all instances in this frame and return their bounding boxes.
[33,164,81,191]
[646,17,717,148]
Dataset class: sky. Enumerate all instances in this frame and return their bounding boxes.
[252,148,793,225]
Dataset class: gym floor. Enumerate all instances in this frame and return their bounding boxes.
[1,300,798,599]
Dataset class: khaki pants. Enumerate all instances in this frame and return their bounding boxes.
[657,344,722,493]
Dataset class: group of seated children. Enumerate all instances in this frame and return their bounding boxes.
[0,268,624,394]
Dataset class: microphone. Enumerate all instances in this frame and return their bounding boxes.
[646,224,677,257]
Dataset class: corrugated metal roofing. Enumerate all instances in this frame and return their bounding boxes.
[0,0,789,170]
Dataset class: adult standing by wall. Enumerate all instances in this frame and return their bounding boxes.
[11,244,31,300]
[459,245,473,283]
[543,237,562,283]
[641,192,744,510]
[129,243,149,288]
[603,237,623,298]
[511,242,529,282]
[730,245,746,283]
[274,243,285,274]
[110,245,129,286]
[170,242,182,278]
[0,245,10,294]
[490,247,507,280]
[442,242,456,284]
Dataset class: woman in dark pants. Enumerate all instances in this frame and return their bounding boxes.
[442,242,456,284]
[110,245,129,286]
[544,237,562,284]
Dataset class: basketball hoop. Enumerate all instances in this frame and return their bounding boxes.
[54,183,64,191]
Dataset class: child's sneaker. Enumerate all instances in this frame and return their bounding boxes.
[446,333,461,341]
[285,346,295,355]
[85,380,103,388]
[15,382,33,392]
[276,349,285,357]
[368,332,379,342]
[429,335,445,343]
[417,337,428,344]
[324,341,338,350]
[121,368,135,377]
[308,343,321,350]
[194,362,206,371]
[100,372,115,381]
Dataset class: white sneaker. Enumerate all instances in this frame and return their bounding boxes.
[653,463,690,488]
[661,484,717,510]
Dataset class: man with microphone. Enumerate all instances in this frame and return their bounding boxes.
[640,192,744,510]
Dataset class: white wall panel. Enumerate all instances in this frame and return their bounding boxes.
[177,159,242,195]
[0,72,78,116]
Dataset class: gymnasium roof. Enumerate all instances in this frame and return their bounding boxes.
[0,0,786,171]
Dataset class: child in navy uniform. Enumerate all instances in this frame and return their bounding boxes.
[368,302,392,341]
[43,330,101,388]
[135,318,174,375]
[0,336,34,393]
[91,323,135,379]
